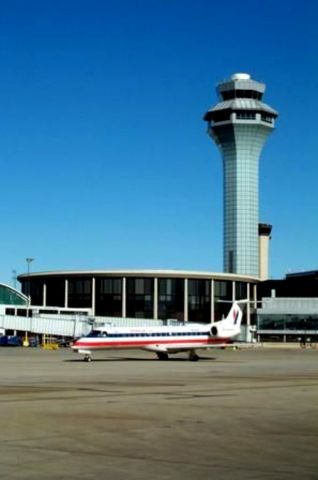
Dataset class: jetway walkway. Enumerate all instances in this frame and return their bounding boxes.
[0,313,165,339]
[0,314,92,338]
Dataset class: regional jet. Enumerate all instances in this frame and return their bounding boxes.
[71,302,243,362]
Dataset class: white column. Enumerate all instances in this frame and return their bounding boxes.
[43,283,47,307]
[153,277,158,319]
[232,281,235,302]
[122,277,126,318]
[184,278,188,322]
[247,283,251,327]
[65,279,68,308]
[210,279,214,322]
[253,284,258,309]
[243,283,252,342]
[254,283,258,341]
[92,277,95,316]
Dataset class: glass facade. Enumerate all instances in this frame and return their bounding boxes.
[158,278,184,321]
[214,122,272,276]
[26,280,43,305]
[235,281,247,300]
[235,111,256,120]
[222,89,262,100]
[45,277,65,307]
[214,280,233,320]
[18,273,254,325]
[68,278,92,308]
[127,278,154,318]
[188,279,211,323]
[0,285,27,305]
[258,315,318,331]
[95,278,122,317]
[258,314,318,343]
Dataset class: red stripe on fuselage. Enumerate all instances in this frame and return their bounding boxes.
[73,338,228,349]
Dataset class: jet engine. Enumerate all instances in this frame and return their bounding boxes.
[209,325,219,337]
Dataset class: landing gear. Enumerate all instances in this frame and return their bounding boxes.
[189,351,199,362]
[157,352,169,361]
[84,355,92,362]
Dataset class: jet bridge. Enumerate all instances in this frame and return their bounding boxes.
[0,314,92,338]
[0,305,165,339]
[2,305,245,340]
[0,305,92,338]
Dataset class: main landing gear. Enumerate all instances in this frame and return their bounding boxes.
[84,355,92,362]
[189,351,199,362]
[157,352,169,361]
[156,351,200,361]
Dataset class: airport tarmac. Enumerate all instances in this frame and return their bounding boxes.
[0,347,317,480]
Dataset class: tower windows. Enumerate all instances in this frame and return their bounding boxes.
[235,111,256,120]
[221,90,262,100]
[261,113,273,123]
[208,110,231,123]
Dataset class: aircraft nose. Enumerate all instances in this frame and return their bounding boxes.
[70,339,79,348]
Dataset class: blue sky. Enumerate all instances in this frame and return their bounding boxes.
[0,0,317,286]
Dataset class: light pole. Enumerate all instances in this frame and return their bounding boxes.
[24,258,34,347]
[26,258,34,275]
[26,258,34,301]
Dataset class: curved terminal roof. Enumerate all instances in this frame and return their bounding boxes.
[18,269,259,283]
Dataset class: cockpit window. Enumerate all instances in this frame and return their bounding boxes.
[87,330,107,337]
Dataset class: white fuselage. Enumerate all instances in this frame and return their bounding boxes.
[72,324,235,353]
[71,302,242,360]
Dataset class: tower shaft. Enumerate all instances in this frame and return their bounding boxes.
[204,73,278,277]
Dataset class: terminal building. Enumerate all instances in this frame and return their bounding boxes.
[17,269,258,324]
[257,271,318,342]
[14,270,318,343]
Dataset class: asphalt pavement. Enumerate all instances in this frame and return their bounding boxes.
[0,347,317,479]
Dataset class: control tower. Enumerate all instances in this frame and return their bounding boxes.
[204,73,278,277]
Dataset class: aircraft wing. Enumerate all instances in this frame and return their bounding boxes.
[143,342,258,354]
[143,344,233,354]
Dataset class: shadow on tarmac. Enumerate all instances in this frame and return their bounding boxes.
[64,355,217,363]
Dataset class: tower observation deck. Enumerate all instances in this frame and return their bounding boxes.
[204,73,278,277]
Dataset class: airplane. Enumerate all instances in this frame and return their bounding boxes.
[71,301,243,362]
